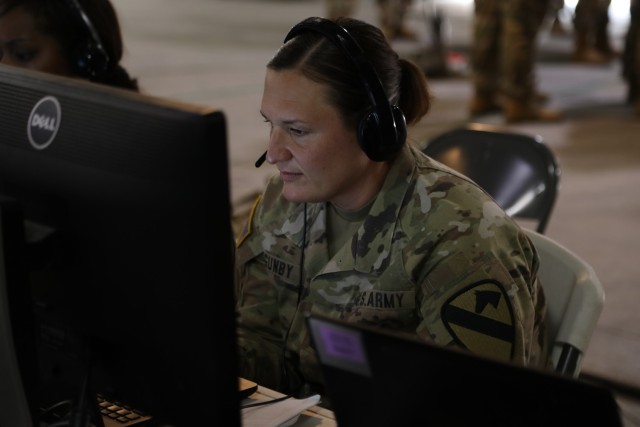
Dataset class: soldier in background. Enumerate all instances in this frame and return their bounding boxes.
[235,16,549,399]
[377,0,416,40]
[0,0,138,90]
[325,0,358,20]
[469,0,563,123]
[623,0,640,115]
[326,0,416,40]
[573,0,614,63]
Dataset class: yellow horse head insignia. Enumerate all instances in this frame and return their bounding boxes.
[441,280,515,361]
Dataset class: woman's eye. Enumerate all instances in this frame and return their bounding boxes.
[288,127,305,136]
[13,49,36,63]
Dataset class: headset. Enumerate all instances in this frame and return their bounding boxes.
[64,0,110,79]
[284,17,407,162]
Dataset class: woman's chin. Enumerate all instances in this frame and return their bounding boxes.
[282,185,320,204]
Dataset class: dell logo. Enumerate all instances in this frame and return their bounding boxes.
[31,113,57,131]
[27,96,62,150]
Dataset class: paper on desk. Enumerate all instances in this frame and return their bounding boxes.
[242,394,321,427]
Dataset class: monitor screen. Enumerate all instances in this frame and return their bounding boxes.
[0,64,240,426]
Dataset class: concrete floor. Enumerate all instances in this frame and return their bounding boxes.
[110,0,640,424]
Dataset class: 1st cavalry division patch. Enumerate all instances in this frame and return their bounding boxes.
[441,280,515,360]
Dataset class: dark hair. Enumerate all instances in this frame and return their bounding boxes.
[0,0,138,90]
[268,17,431,128]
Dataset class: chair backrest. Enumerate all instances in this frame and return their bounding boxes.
[422,124,561,233]
[524,229,605,377]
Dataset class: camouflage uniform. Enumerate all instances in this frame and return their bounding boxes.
[235,144,549,396]
[325,0,358,19]
[471,0,550,103]
[623,0,640,113]
[574,0,613,58]
[376,0,415,40]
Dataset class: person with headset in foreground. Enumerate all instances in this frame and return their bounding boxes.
[235,16,550,400]
[0,0,138,90]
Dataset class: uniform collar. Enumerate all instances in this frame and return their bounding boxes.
[319,145,416,275]
[353,145,415,273]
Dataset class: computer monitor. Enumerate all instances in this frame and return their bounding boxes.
[0,64,240,426]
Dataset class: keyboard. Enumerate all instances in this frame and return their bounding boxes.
[97,395,153,426]
[95,377,255,426]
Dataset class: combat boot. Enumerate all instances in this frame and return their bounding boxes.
[573,31,612,64]
[573,47,612,64]
[503,100,563,124]
[469,94,501,116]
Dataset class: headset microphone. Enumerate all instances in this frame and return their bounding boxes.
[255,151,267,168]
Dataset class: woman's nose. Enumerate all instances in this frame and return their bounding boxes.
[266,127,292,164]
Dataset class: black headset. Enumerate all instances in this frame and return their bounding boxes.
[284,17,407,162]
[64,0,110,79]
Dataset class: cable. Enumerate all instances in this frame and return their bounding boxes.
[39,400,73,420]
[280,203,308,395]
[297,202,308,305]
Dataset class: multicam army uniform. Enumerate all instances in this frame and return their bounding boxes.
[471,0,551,102]
[235,144,549,396]
[574,0,613,55]
[325,0,358,19]
[623,0,640,111]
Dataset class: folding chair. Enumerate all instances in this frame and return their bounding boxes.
[422,123,561,233]
[524,229,605,377]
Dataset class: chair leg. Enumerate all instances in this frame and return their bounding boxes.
[555,344,581,376]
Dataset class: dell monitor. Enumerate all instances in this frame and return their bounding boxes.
[0,64,240,426]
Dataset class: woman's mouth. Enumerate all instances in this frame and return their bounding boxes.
[280,171,303,182]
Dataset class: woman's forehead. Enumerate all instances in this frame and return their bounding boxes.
[263,69,331,111]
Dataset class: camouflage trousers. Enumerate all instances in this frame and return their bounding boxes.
[376,0,413,35]
[623,0,640,104]
[471,0,550,102]
[325,0,358,19]
[574,0,613,53]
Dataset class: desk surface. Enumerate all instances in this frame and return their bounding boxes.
[242,386,336,427]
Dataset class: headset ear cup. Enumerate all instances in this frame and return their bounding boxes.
[392,105,407,149]
[357,110,384,161]
[357,106,407,162]
[72,44,109,79]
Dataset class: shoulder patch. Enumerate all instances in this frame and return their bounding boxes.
[441,280,515,361]
[236,194,262,248]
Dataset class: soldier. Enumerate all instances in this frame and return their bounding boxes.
[623,0,640,115]
[325,0,358,20]
[325,0,416,40]
[0,0,138,90]
[469,0,562,123]
[235,16,550,399]
[377,0,416,40]
[573,0,614,63]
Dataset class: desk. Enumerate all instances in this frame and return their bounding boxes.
[242,386,336,427]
